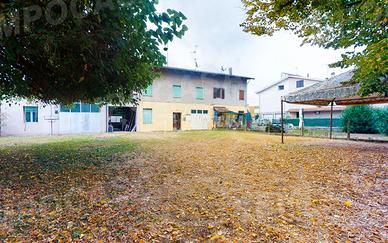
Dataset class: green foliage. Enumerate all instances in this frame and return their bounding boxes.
[241,0,387,96]
[374,107,388,135]
[0,0,187,104]
[341,105,379,134]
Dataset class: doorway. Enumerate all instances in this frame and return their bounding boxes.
[108,107,137,132]
[173,113,182,131]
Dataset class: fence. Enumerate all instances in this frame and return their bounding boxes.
[283,118,343,127]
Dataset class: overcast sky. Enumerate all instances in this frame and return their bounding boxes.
[158,0,348,105]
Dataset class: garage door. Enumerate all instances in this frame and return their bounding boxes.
[191,109,209,130]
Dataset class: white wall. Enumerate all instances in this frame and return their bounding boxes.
[0,100,108,136]
[0,101,60,136]
[257,77,322,118]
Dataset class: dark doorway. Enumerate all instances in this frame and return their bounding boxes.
[173,113,182,131]
[108,107,137,132]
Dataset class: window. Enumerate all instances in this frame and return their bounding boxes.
[239,90,245,100]
[24,106,38,123]
[203,110,208,114]
[278,85,285,91]
[191,110,197,114]
[213,88,225,99]
[144,85,153,97]
[143,108,152,124]
[61,102,100,113]
[196,87,204,100]
[173,85,182,98]
[296,80,304,88]
[81,103,91,112]
[197,110,203,114]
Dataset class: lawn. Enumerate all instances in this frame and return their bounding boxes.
[0,132,386,241]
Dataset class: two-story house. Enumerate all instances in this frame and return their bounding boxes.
[256,73,343,120]
[0,67,253,136]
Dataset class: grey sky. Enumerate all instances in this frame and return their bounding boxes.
[158,0,348,105]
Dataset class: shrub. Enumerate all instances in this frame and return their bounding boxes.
[374,107,388,135]
[341,105,378,134]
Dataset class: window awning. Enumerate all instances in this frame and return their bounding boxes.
[214,107,232,113]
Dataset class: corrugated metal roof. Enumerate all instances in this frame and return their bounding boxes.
[284,70,388,106]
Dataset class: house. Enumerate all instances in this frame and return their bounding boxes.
[255,73,343,119]
[0,67,253,136]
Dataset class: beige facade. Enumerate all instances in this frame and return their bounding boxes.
[137,101,247,132]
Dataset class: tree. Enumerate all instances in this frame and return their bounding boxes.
[241,0,387,96]
[0,0,187,104]
[341,105,378,134]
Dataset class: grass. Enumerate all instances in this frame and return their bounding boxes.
[0,131,387,241]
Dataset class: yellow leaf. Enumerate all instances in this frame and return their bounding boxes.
[344,200,352,207]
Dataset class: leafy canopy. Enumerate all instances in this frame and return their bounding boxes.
[0,0,187,104]
[241,0,387,96]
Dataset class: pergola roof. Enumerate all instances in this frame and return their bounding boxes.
[284,70,388,106]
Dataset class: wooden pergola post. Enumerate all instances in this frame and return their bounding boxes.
[329,100,334,139]
[281,99,284,144]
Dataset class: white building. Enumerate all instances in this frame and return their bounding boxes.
[256,73,343,119]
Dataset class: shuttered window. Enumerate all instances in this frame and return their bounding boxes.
[239,90,245,100]
[143,108,152,124]
[196,87,204,100]
[24,106,38,123]
[213,88,225,99]
[144,85,153,97]
[173,85,182,98]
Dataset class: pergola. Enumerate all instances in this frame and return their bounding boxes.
[280,70,388,143]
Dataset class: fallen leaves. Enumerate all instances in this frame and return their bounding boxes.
[0,132,387,242]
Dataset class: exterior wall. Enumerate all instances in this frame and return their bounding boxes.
[0,101,59,136]
[142,72,247,107]
[257,77,322,118]
[0,100,107,136]
[0,70,249,136]
[289,110,343,119]
[137,101,246,132]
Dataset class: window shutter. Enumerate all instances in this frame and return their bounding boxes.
[221,88,225,99]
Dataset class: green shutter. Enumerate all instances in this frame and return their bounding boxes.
[144,85,153,97]
[143,109,152,124]
[173,85,181,98]
[196,87,204,99]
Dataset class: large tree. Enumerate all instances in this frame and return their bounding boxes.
[0,0,187,104]
[241,0,387,96]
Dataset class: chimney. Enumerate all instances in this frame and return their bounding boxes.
[228,67,233,75]
[307,73,310,78]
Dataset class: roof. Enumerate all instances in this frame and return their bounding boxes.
[255,74,323,94]
[284,70,388,106]
[160,66,254,81]
[288,107,345,113]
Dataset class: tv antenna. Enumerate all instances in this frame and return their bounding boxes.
[191,45,199,69]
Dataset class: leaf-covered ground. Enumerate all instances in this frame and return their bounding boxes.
[0,131,387,242]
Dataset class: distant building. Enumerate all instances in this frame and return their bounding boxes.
[255,73,343,119]
[0,67,253,136]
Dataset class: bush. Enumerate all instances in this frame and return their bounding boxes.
[341,105,378,134]
[374,107,388,135]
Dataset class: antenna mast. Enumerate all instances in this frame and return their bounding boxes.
[191,45,199,69]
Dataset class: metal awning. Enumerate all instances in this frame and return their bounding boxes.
[214,107,232,113]
[284,70,388,106]
[280,70,388,144]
